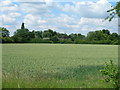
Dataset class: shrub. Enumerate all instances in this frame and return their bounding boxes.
[100,60,119,89]
[2,37,14,43]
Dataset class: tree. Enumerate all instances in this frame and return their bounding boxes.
[50,35,59,43]
[34,31,42,38]
[69,33,77,41]
[21,23,25,29]
[0,27,9,37]
[42,29,57,38]
[78,33,85,40]
[0,27,14,43]
[87,30,110,44]
[109,33,118,40]
[106,1,120,21]
[58,33,68,39]
[29,31,35,39]
[43,30,52,38]
[102,29,110,35]
[13,23,30,42]
[105,2,120,45]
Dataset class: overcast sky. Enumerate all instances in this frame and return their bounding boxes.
[0,0,118,36]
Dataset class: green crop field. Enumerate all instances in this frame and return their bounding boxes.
[2,44,118,88]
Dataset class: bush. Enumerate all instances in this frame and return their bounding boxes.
[2,37,14,43]
[111,40,118,45]
[100,60,119,89]
[65,38,73,44]
[29,38,52,43]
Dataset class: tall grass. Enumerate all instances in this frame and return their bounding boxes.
[2,44,118,88]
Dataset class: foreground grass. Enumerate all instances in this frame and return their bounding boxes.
[2,44,118,88]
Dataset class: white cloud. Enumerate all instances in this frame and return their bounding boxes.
[0,0,12,6]
[57,0,112,18]
[14,0,52,2]
[19,2,53,15]
[77,17,118,32]
[0,0,118,35]
[24,14,46,25]
[23,14,47,31]
[1,5,18,13]
[43,13,118,34]
[0,1,21,25]
[9,13,21,17]
[1,0,19,13]
[1,15,16,24]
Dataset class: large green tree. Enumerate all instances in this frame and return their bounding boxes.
[13,23,30,42]
[87,29,110,41]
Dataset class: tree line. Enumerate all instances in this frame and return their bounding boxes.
[0,23,120,45]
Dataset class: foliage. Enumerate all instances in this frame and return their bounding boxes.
[106,1,120,21]
[87,30,110,41]
[100,60,119,89]
[2,37,14,43]
[0,27,13,43]
[50,35,59,43]
[0,27,9,37]
[1,23,119,44]
[13,29,30,42]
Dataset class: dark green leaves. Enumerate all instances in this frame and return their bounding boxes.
[106,1,120,21]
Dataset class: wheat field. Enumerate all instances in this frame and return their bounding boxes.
[2,44,118,88]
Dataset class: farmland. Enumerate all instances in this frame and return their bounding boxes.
[2,44,118,88]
